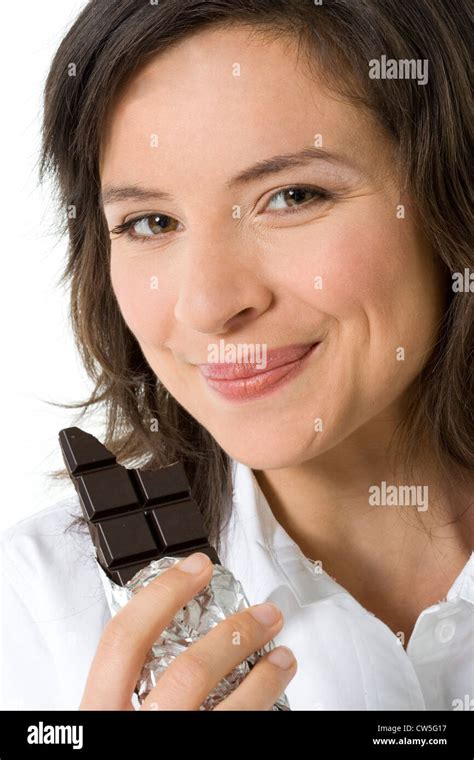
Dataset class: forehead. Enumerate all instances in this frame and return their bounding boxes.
[100,25,388,187]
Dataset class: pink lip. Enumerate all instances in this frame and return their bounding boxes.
[198,342,320,402]
[198,342,316,380]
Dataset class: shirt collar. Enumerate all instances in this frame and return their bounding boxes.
[230,459,356,607]
[446,551,474,604]
[230,458,474,607]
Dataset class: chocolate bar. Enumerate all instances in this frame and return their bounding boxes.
[59,427,220,585]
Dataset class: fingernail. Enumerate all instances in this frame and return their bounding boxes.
[249,603,281,625]
[268,646,296,670]
[177,552,210,574]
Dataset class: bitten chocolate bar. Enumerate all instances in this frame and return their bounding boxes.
[58,427,220,586]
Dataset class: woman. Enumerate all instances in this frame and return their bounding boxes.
[1,0,472,711]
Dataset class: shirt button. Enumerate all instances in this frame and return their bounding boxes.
[434,618,456,643]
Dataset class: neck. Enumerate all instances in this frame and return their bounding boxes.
[252,416,473,624]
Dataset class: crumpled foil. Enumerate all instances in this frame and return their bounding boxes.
[97,556,291,711]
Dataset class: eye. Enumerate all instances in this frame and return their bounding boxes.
[110,213,181,242]
[265,186,331,213]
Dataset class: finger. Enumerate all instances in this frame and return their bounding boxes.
[141,602,285,710]
[213,646,297,710]
[80,552,214,709]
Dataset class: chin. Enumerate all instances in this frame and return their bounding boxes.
[218,430,330,471]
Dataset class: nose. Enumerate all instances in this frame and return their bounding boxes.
[173,236,272,334]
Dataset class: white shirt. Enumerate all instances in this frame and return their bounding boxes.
[1,459,473,711]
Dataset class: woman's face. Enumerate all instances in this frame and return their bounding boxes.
[100,26,444,470]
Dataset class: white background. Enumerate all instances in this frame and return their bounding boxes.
[0,1,106,532]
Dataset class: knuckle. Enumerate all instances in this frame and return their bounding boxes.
[143,569,198,607]
[165,651,209,692]
[220,615,257,648]
[263,664,289,692]
[144,576,175,603]
[99,618,128,654]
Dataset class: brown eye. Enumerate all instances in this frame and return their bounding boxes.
[266,186,330,212]
[131,214,179,236]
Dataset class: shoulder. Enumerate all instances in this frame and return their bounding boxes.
[1,495,111,709]
[0,494,105,621]
[1,492,83,539]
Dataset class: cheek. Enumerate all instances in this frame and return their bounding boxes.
[276,203,439,346]
[110,250,173,344]
[317,224,401,324]
[267,214,400,325]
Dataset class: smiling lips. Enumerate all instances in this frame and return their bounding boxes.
[197,342,320,401]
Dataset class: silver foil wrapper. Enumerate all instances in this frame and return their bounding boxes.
[97,556,291,711]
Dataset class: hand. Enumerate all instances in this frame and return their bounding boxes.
[80,552,297,710]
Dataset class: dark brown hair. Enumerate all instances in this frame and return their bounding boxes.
[40,0,473,550]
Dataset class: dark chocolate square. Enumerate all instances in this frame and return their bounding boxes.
[59,427,116,475]
[77,467,139,521]
[97,512,158,568]
[150,499,208,551]
[134,463,191,506]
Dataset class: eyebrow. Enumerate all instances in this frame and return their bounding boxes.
[101,146,356,206]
